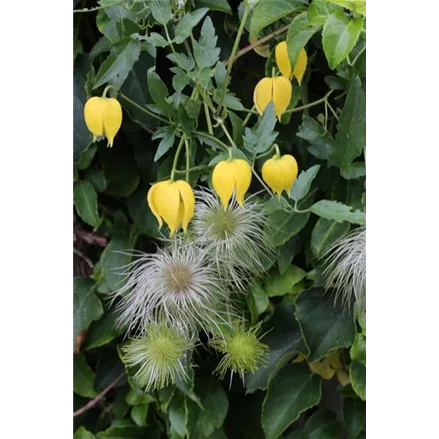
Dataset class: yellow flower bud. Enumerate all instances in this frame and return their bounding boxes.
[147,179,195,236]
[336,370,351,386]
[212,159,252,209]
[309,358,336,380]
[83,96,123,147]
[253,76,292,120]
[261,153,298,198]
[275,41,308,85]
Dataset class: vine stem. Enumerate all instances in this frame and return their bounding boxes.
[252,165,274,197]
[164,24,178,56]
[184,136,190,182]
[73,373,124,417]
[284,89,334,114]
[218,120,237,149]
[217,6,251,112]
[352,45,366,65]
[171,135,186,181]
[193,131,229,152]
[73,3,122,13]
[118,92,169,124]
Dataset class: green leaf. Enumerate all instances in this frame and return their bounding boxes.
[74,354,97,398]
[247,281,269,323]
[310,200,366,225]
[194,0,232,14]
[77,144,98,171]
[85,166,107,193]
[83,307,123,350]
[74,427,96,439]
[308,0,335,26]
[245,304,308,393]
[266,209,310,247]
[169,392,188,437]
[290,164,320,202]
[250,0,306,36]
[296,115,336,160]
[223,93,244,111]
[264,265,307,297]
[243,101,278,154]
[350,333,366,365]
[328,0,366,16]
[131,404,149,426]
[96,425,160,439]
[171,67,191,93]
[174,8,209,44]
[143,32,169,47]
[151,0,172,25]
[100,144,140,197]
[277,235,302,274]
[262,363,322,439]
[349,361,366,400]
[74,180,101,227]
[152,128,176,162]
[167,52,195,72]
[228,111,244,148]
[287,12,322,68]
[295,287,356,362]
[343,397,366,438]
[311,218,350,259]
[125,387,155,406]
[147,68,174,117]
[193,17,221,68]
[93,37,141,89]
[288,410,342,439]
[73,277,104,347]
[74,55,93,164]
[332,77,366,172]
[322,11,363,70]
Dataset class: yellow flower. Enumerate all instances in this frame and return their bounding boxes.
[275,41,308,85]
[261,153,298,197]
[253,77,292,119]
[212,159,252,209]
[83,97,123,147]
[147,180,195,236]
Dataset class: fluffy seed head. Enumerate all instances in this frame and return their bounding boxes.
[111,238,232,336]
[191,190,273,290]
[122,324,192,391]
[323,227,366,311]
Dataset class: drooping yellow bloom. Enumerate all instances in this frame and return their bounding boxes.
[212,159,252,209]
[275,41,308,85]
[147,180,195,236]
[253,76,292,119]
[261,153,298,197]
[83,96,123,147]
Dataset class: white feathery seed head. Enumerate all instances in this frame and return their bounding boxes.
[191,189,273,291]
[110,237,233,336]
[322,226,366,311]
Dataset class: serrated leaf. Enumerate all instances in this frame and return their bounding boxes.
[174,8,209,44]
[74,354,97,398]
[245,304,307,392]
[295,287,356,362]
[287,12,322,68]
[310,200,366,225]
[74,427,96,439]
[290,165,320,202]
[243,102,278,154]
[74,277,104,348]
[193,16,221,68]
[311,218,350,259]
[74,180,100,227]
[322,11,363,70]
[349,361,366,400]
[147,68,173,117]
[167,52,195,72]
[151,0,171,25]
[308,0,335,26]
[328,0,366,16]
[228,111,244,148]
[297,115,336,160]
[143,32,169,47]
[343,397,366,438]
[264,265,307,297]
[250,0,306,36]
[332,77,366,173]
[154,130,176,161]
[93,38,141,89]
[262,363,322,439]
[194,0,232,14]
[83,307,123,350]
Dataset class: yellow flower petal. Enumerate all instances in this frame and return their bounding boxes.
[147,182,164,229]
[155,180,181,236]
[309,359,336,380]
[337,370,351,386]
[84,97,107,138]
[253,77,273,116]
[103,98,123,148]
[262,155,285,198]
[175,180,195,232]
[275,41,293,80]
[328,351,343,371]
[212,160,236,209]
[279,154,298,194]
[232,159,252,207]
[292,48,307,85]
[272,76,292,119]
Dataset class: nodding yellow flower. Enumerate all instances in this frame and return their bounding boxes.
[83,97,123,147]
[261,153,298,197]
[253,76,292,120]
[275,41,308,85]
[147,180,195,236]
[212,159,252,209]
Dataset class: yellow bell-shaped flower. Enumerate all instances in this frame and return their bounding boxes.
[275,41,308,85]
[147,180,195,236]
[212,159,252,209]
[253,76,292,120]
[83,97,123,147]
[261,153,298,198]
